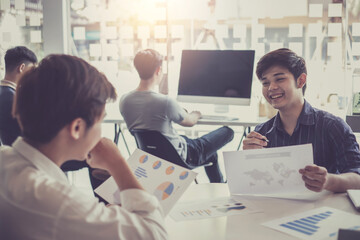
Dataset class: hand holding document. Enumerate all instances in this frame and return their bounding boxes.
[95,149,197,215]
[224,144,321,199]
[299,164,329,192]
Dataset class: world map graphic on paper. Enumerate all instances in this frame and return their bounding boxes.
[244,162,296,187]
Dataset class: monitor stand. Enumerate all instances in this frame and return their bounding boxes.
[214,104,229,113]
[201,105,238,121]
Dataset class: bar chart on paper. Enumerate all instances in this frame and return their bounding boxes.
[263,207,360,240]
[170,197,260,221]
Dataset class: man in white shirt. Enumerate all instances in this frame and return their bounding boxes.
[0,54,167,240]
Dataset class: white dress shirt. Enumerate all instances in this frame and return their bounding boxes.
[0,138,167,240]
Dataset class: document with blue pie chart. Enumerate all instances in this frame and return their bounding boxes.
[95,149,197,215]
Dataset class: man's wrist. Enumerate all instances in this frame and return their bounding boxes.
[105,155,127,173]
[324,173,333,191]
[324,173,340,192]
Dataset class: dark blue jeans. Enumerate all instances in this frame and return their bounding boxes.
[182,126,234,183]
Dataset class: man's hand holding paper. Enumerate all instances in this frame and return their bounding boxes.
[299,164,329,192]
[243,132,331,193]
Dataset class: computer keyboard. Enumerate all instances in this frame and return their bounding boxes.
[201,115,239,121]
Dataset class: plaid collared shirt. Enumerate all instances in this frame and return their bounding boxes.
[255,100,360,174]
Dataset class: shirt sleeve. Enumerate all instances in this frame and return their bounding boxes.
[165,97,187,124]
[119,188,160,212]
[327,118,360,174]
[57,188,167,240]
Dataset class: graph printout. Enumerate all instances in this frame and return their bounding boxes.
[170,197,261,221]
[224,144,313,197]
[95,149,197,215]
[263,207,360,240]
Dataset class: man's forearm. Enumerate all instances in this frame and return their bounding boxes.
[188,112,200,125]
[179,112,200,127]
[325,172,360,193]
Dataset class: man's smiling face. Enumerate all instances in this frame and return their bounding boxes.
[260,65,304,111]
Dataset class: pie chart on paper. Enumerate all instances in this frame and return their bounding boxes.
[166,166,175,175]
[139,155,148,163]
[152,160,162,169]
[179,171,189,180]
[154,182,174,200]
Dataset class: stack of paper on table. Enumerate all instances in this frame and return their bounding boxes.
[95,149,197,215]
[224,144,325,199]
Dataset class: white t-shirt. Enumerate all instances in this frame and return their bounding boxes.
[0,137,167,240]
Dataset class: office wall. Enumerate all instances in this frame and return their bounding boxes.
[2,0,360,117]
[67,0,360,118]
[0,0,44,77]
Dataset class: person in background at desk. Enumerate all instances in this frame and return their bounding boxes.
[0,54,167,240]
[0,46,37,145]
[120,49,234,183]
[243,48,360,193]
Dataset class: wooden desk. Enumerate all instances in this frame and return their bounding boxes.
[166,183,360,240]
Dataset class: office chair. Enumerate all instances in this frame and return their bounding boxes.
[131,129,212,183]
[61,160,109,204]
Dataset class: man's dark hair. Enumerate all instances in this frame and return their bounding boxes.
[13,54,117,143]
[256,48,307,94]
[4,46,37,73]
[133,49,163,80]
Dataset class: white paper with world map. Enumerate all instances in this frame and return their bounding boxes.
[224,144,314,198]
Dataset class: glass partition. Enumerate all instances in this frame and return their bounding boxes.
[0,0,44,78]
[69,0,355,118]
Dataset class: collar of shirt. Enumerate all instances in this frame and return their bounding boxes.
[0,79,17,90]
[12,137,69,184]
[266,99,316,136]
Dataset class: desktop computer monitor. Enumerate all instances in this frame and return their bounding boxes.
[177,50,255,106]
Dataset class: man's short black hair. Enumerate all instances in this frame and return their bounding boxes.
[256,48,307,95]
[133,49,163,80]
[13,54,116,143]
[4,46,37,73]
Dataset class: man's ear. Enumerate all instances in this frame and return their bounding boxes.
[297,73,307,89]
[155,66,162,76]
[69,118,85,140]
[18,63,26,73]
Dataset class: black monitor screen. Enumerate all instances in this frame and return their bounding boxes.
[177,50,255,105]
